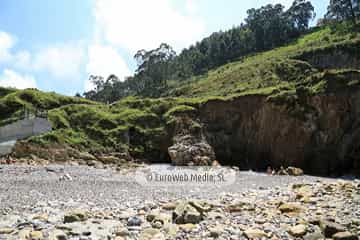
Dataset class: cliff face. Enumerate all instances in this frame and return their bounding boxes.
[192,90,360,175]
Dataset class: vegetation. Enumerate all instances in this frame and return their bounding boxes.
[0,1,359,159]
[325,0,359,24]
[84,0,317,100]
[165,22,360,98]
[83,0,360,102]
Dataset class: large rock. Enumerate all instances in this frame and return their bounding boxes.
[172,201,210,224]
[168,135,215,166]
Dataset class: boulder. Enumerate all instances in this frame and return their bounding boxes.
[168,135,215,166]
[172,201,209,224]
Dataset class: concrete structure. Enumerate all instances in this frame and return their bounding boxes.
[0,117,52,156]
[0,140,17,156]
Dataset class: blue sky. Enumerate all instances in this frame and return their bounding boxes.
[0,0,329,95]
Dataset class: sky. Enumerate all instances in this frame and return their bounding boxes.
[0,0,329,95]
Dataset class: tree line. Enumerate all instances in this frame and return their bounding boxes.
[83,0,359,102]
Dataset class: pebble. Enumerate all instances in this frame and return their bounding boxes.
[127,216,142,226]
[288,224,307,237]
[332,231,358,240]
[244,228,267,239]
[0,165,359,240]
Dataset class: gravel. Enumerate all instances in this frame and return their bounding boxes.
[0,164,337,212]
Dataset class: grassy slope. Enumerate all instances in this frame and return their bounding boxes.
[0,23,359,157]
[165,23,360,98]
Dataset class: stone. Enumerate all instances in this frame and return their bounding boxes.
[32,213,49,222]
[29,230,43,240]
[320,220,346,238]
[127,216,142,226]
[118,209,136,220]
[98,155,119,164]
[164,224,178,237]
[151,221,163,229]
[190,201,212,213]
[293,185,313,198]
[140,228,165,240]
[227,201,255,212]
[151,214,171,229]
[18,228,32,239]
[332,231,358,240]
[206,211,225,220]
[209,225,224,238]
[146,211,159,223]
[304,231,325,240]
[173,202,202,224]
[114,237,126,240]
[63,209,88,223]
[162,202,177,211]
[352,218,360,226]
[178,223,197,232]
[114,227,129,237]
[286,167,304,176]
[49,230,67,240]
[78,152,96,161]
[0,227,15,234]
[244,228,267,239]
[278,203,302,214]
[289,224,307,237]
[168,135,215,166]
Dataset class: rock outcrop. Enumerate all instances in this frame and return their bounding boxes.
[197,90,360,175]
[168,135,215,166]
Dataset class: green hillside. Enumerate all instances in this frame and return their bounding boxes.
[1,22,359,163]
[165,23,360,98]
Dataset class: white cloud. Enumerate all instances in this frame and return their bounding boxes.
[0,69,36,89]
[0,31,16,63]
[94,0,205,52]
[33,43,85,78]
[85,44,130,91]
[185,0,199,15]
[0,30,84,81]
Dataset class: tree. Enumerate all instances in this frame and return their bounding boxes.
[287,0,316,32]
[133,43,176,97]
[84,2,323,103]
[326,0,360,23]
[245,4,291,50]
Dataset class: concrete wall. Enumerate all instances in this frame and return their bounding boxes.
[0,140,16,156]
[0,117,52,143]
